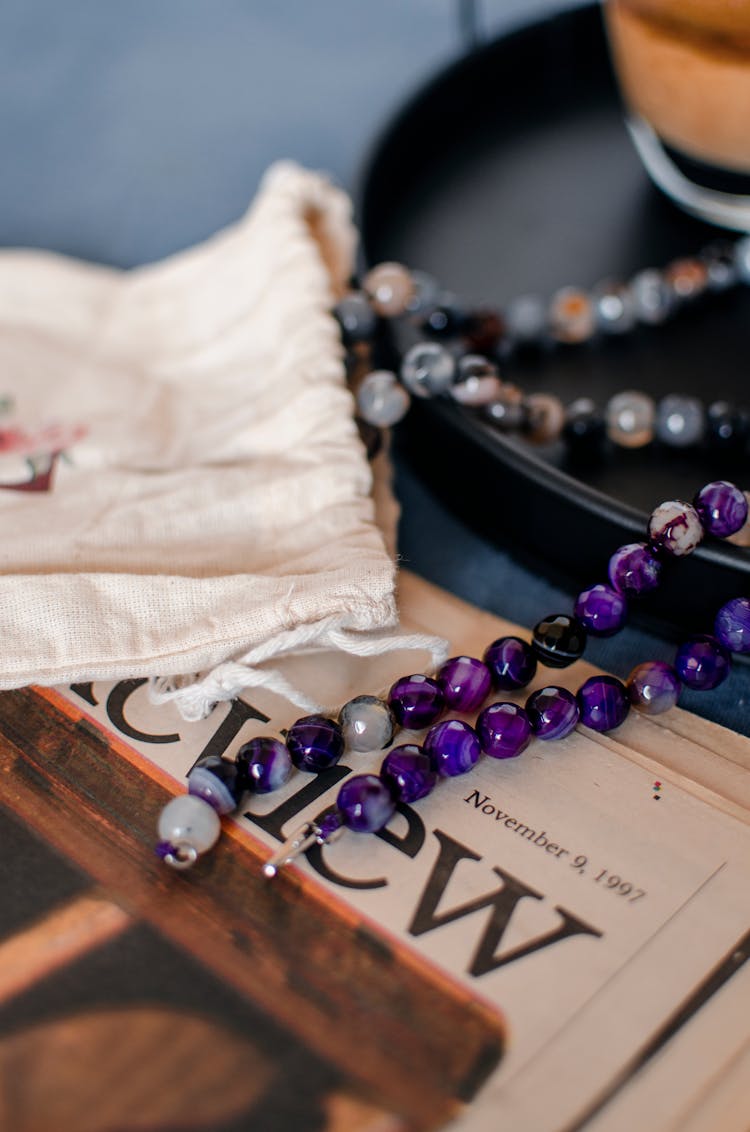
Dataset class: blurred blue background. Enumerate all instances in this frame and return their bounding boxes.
[0,0,571,265]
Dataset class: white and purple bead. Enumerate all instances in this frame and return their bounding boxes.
[648,500,703,557]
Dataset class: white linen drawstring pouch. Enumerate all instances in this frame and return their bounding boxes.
[0,161,445,720]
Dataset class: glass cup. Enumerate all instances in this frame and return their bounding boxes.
[604,0,750,230]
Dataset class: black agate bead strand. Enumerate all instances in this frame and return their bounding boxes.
[341,240,750,467]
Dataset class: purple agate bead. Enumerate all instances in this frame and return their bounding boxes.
[627,661,681,715]
[675,635,731,691]
[483,636,537,690]
[286,715,345,773]
[315,805,344,841]
[388,674,445,730]
[476,702,532,759]
[236,737,293,794]
[381,743,438,803]
[424,719,481,777]
[715,597,750,654]
[694,481,748,539]
[337,774,396,833]
[608,542,662,597]
[525,686,580,740]
[577,675,629,732]
[188,755,243,814]
[574,583,627,636]
[437,655,492,712]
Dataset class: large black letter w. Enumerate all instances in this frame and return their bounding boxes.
[409,831,602,977]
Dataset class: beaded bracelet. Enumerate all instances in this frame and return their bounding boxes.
[339,239,750,462]
[155,479,750,873]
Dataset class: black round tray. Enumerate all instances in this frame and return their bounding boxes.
[359,3,750,635]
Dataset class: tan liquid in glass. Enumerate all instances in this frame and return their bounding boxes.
[605,0,750,175]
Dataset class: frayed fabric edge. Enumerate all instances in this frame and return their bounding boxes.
[149,621,450,722]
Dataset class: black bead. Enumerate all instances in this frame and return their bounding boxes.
[706,401,750,454]
[333,292,377,345]
[700,241,738,292]
[483,399,528,432]
[563,399,607,464]
[421,299,468,340]
[462,307,504,354]
[355,417,383,461]
[532,614,587,668]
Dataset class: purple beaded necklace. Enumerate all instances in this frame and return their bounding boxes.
[155,477,750,875]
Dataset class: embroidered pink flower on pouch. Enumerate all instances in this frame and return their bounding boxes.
[0,421,88,457]
[0,416,88,492]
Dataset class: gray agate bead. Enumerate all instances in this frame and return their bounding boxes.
[606,391,655,448]
[400,342,456,398]
[157,794,221,867]
[526,393,565,443]
[735,236,750,284]
[655,395,705,447]
[702,242,738,291]
[357,370,410,427]
[631,268,673,324]
[548,287,595,343]
[339,695,396,752]
[334,292,377,344]
[363,262,414,317]
[407,270,440,315]
[449,355,503,407]
[592,280,635,334]
[505,294,546,343]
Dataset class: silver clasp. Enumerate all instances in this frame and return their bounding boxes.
[262,818,342,879]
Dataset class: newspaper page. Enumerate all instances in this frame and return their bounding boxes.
[50,576,750,1132]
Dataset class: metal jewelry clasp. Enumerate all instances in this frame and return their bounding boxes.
[262,817,343,878]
